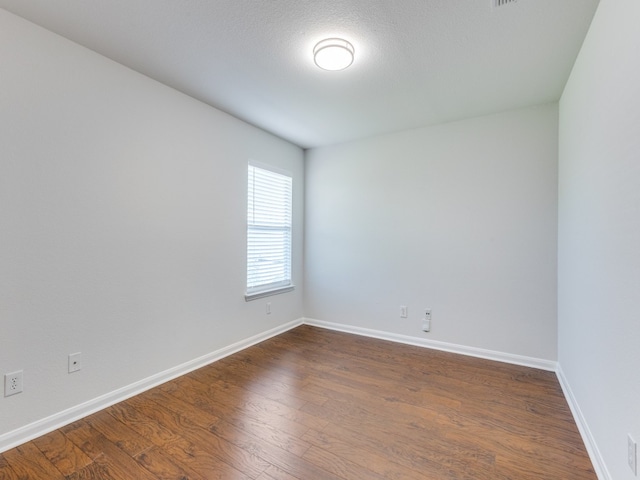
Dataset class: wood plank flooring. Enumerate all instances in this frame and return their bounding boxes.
[0,325,597,479]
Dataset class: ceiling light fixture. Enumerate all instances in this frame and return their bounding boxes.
[313,38,355,71]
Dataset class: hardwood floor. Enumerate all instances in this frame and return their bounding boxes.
[0,325,596,479]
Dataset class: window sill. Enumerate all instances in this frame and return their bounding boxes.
[245,285,295,302]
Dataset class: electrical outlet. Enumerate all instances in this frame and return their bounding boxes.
[4,370,23,397]
[422,309,432,332]
[68,352,82,373]
[400,305,408,318]
[629,434,637,475]
[266,302,271,315]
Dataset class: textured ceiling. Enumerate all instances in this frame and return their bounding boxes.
[0,0,600,148]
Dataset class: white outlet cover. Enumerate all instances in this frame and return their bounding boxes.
[4,371,23,397]
[69,352,82,373]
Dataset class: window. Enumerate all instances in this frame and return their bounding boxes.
[246,163,293,300]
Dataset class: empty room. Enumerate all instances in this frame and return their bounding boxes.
[1,0,638,479]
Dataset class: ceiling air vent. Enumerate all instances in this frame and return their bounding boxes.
[494,0,517,7]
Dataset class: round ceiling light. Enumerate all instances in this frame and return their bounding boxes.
[313,38,355,71]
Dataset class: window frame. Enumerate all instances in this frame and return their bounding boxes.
[245,162,294,301]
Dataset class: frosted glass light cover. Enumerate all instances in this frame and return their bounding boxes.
[313,38,354,71]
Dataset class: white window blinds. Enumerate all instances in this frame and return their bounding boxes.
[246,164,292,297]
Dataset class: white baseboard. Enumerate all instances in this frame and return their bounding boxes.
[302,318,557,371]
[0,318,303,454]
[556,365,610,480]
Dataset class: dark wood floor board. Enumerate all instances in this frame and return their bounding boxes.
[110,394,251,480]
[214,347,317,382]
[189,368,308,411]
[105,401,184,448]
[322,359,575,446]
[88,405,240,480]
[297,330,586,448]
[419,383,585,457]
[143,430,252,480]
[302,444,389,480]
[337,349,542,401]
[207,367,326,412]
[448,420,594,479]
[170,373,329,433]
[384,396,590,476]
[300,382,465,457]
[208,420,344,480]
[284,327,453,366]
[158,379,312,442]
[249,340,343,377]
[66,458,120,480]
[2,441,66,479]
[255,464,301,480]
[31,429,93,476]
[226,340,330,381]
[301,396,454,448]
[125,389,270,479]
[494,449,596,480]
[302,427,445,480]
[306,346,561,427]
[297,395,506,477]
[84,409,154,457]
[0,325,597,479]
[0,455,17,479]
[302,327,561,395]
[307,338,560,411]
[316,419,501,480]
[61,420,158,480]
[157,440,250,480]
[300,400,502,478]
[188,361,323,410]
[0,453,24,480]
[148,387,313,457]
[133,388,221,431]
[134,445,208,480]
[454,397,588,456]
[302,368,462,421]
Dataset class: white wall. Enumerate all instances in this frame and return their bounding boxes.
[558,0,640,478]
[305,104,559,362]
[0,9,304,442]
